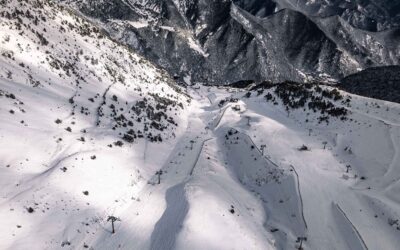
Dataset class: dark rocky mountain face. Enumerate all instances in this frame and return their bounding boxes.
[273,0,400,32]
[233,0,277,17]
[61,0,400,85]
[339,66,400,103]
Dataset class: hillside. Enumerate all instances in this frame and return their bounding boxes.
[0,0,190,249]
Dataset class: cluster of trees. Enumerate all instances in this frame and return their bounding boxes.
[1,6,49,45]
[2,0,186,146]
[259,81,349,122]
[106,94,180,144]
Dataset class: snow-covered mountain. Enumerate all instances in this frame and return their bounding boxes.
[0,0,190,248]
[1,0,400,250]
[59,0,400,84]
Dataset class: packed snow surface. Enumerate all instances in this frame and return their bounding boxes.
[2,78,400,249]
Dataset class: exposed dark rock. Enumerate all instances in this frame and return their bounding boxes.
[61,0,400,84]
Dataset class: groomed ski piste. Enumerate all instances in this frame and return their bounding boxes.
[1,0,400,249]
[2,81,400,249]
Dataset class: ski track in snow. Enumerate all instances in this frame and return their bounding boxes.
[384,127,400,182]
[290,165,308,230]
[334,203,368,250]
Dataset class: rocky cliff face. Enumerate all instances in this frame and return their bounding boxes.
[60,0,400,84]
[272,0,400,32]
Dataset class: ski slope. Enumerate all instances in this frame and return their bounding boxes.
[3,78,400,249]
[80,84,400,250]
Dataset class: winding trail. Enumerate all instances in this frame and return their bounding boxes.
[384,127,400,185]
[237,130,280,169]
[290,165,308,230]
[211,105,230,129]
[335,203,369,250]
[189,138,213,176]
[146,89,229,248]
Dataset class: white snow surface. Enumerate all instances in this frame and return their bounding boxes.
[1,1,400,250]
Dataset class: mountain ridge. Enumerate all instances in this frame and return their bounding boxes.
[59,0,400,85]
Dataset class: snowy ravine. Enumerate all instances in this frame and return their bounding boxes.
[1,1,400,250]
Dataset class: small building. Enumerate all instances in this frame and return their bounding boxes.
[232,105,241,111]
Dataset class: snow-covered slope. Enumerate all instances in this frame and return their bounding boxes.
[77,81,400,250]
[1,1,400,250]
[0,0,190,249]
